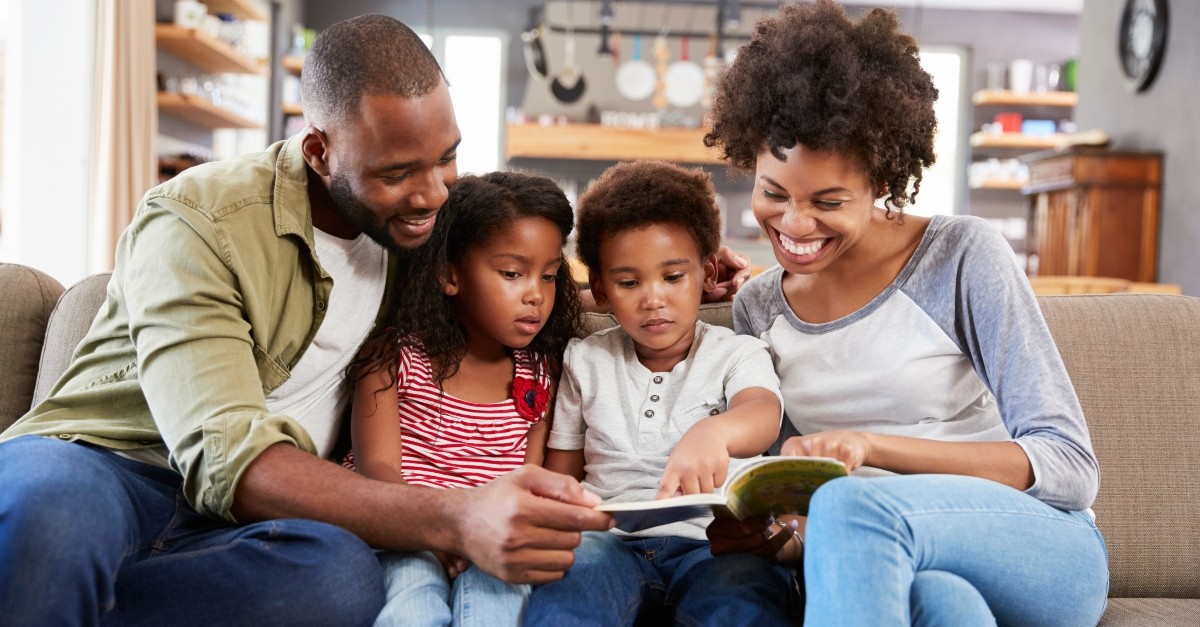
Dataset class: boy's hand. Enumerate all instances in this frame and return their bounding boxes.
[782,430,870,472]
[453,465,612,584]
[704,246,751,302]
[657,421,730,498]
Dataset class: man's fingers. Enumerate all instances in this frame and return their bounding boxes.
[521,492,613,533]
[517,465,602,508]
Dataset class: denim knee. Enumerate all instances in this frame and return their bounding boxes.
[0,437,133,549]
[262,519,385,627]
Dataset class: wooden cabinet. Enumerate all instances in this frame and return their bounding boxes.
[1022,147,1162,282]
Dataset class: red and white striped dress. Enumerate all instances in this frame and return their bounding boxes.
[345,345,550,489]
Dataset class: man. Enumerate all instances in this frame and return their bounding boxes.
[0,15,611,625]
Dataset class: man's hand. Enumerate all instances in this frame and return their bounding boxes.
[452,465,612,584]
[782,431,871,472]
[704,245,752,302]
[657,421,730,498]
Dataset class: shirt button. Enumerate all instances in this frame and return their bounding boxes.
[644,410,655,418]
[316,300,326,311]
[57,434,72,440]
[709,409,720,415]
[650,395,660,402]
[653,376,663,384]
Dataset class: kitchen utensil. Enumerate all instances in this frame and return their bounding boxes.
[550,3,586,104]
[520,7,548,80]
[664,34,705,108]
[701,32,721,109]
[615,34,656,101]
[652,32,670,110]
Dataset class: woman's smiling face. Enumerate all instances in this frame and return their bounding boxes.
[752,144,880,275]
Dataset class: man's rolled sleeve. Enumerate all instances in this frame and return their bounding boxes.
[122,200,316,522]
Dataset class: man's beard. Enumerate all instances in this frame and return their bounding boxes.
[328,170,402,252]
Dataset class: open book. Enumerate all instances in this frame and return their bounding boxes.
[597,456,848,533]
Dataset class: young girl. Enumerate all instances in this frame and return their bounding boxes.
[703,2,1108,625]
[345,171,581,626]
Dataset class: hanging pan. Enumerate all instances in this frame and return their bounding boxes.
[664,34,705,108]
[615,33,656,101]
[550,3,587,103]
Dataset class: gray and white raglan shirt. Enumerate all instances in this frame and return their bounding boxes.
[733,215,1099,512]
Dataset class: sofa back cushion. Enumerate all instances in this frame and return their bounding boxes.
[0,264,65,430]
[31,273,112,407]
[1039,294,1200,598]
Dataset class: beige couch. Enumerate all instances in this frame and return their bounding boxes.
[2,261,1197,625]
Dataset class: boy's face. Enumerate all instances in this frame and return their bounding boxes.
[590,223,718,371]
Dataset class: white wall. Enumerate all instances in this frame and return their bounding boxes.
[1,0,95,286]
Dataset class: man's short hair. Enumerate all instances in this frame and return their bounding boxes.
[300,14,445,128]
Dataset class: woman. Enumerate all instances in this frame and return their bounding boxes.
[703,2,1108,625]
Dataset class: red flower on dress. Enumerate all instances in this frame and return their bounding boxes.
[513,376,550,422]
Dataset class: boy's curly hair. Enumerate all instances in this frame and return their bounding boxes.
[575,160,722,276]
[351,171,580,389]
[703,0,938,212]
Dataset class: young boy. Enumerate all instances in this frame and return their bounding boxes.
[525,161,798,626]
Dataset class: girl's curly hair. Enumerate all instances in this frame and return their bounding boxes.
[704,0,938,213]
[350,171,581,390]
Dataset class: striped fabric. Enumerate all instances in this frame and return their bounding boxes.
[346,345,549,489]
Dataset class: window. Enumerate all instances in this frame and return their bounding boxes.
[420,31,505,175]
[906,46,967,217]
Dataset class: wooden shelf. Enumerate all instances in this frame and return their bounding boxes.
[970,132,1062,149]
[199,0,268,21]
[282,55,304,76]
[157,92,261,129]
[972,89,1078,107]
[155,24,265,75]
[971,178,1027,191]
[505,123,721,164]
[281,103,303,116]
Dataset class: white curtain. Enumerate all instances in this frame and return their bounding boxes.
[89,0,157,273]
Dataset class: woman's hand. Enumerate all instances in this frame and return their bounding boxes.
[704,246,752,302]
[707,515,798,563]
[783,430,871,472]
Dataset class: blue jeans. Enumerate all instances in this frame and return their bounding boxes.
[525,531,798,627]
[375,551,529,626]
[0,435,385,626]
[803,475,1109,626]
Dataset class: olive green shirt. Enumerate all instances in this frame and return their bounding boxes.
[2,136,397,523]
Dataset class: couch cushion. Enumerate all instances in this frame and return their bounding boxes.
[0,264,65,430]
[1099,598,1200,626]
[32,273,111,407]
[1039,294,1200,599]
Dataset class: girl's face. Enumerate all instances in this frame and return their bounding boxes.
[442,216,563,355]
[752,144,880,275]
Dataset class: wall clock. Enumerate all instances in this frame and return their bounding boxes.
[1118,0,1169,93]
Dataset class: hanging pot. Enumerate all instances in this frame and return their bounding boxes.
[520,7,548,80]
[550,27,587,104]
[664,34,705,108]
[615,33,656,101]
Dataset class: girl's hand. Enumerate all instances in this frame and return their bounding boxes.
[433,551,469,579]
[782,431,871,471]
[707,515,795,562]
[657,421,730,498]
